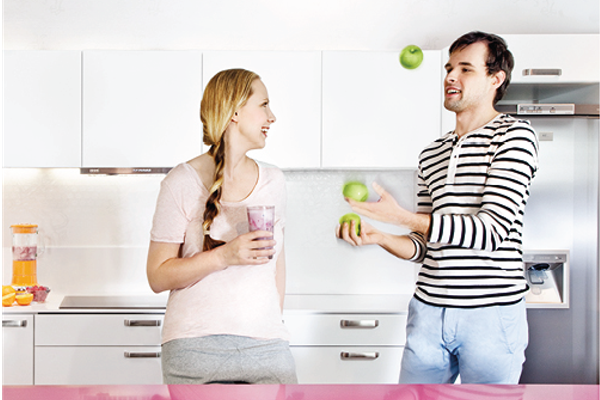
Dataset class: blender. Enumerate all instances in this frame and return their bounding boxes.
[11,224,40,286]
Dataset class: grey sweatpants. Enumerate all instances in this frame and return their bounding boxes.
[161,335,298,384]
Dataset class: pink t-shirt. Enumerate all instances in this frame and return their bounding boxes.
[150,161,290,344]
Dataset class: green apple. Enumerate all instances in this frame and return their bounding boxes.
[343,181,368,202]
[399,45,424,69]
[339,213,361,236]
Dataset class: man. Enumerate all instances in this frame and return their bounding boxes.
[337,31,539,384]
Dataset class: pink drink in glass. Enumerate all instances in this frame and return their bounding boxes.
[247,205,275,259]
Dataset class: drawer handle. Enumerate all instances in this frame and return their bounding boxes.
[124,351,161,358]
[2,320,27,328]
[340,352,380,360]
[340,319,379,329]
[124,319,161,327]
[522,68,562,77]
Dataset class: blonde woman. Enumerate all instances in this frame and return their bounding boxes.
[147,69,297,384]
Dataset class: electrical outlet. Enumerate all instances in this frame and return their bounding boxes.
[539,132,553,141]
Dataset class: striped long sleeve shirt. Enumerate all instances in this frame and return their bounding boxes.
[414,114,539,308]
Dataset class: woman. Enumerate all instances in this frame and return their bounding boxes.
[147,69,297,384]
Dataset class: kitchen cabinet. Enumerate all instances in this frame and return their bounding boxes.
[2,314,35,385]
[284,313,407,383]
[202,51,322,169]
[34,314,164,385]
[82,51,203,168]
[321,50,442,168]
[501,34,599,84]
[3,51,81,168]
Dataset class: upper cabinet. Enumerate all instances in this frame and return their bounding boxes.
[321,51,442,169]
[501,34,599,84]
[82,51,203,168]
[4,51,81,168]
[202,51,322,169]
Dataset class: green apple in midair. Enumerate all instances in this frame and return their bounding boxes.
[399,45,424,69]
[343,181,369,202]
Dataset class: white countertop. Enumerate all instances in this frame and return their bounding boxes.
[2,294,412,315]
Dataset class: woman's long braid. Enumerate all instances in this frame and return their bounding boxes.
[202,140,227,251]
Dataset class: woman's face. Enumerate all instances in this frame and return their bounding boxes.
[233,79,276,150]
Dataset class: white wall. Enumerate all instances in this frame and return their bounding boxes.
[3,0,598,51]
[2,168,419,296]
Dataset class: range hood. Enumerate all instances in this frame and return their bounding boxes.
[496,103,599,117]
[496,82,599,118]
[80,167,172,175]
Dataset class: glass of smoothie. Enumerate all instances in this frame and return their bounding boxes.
[246,205,275,259]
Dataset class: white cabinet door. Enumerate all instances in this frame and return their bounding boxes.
[291,346,403,384]
[35,314,164,385]
[3,51,81,167]
[35,346,162,385]
[284,314,407,346]
[202,51,322,169]
[502,34,599,84]
[2,314,34,385]
[322,51,442,168]
[35,314,163,345]
[82,51,203,168]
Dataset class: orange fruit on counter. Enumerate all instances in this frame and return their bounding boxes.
[2,285,16,296]
[16,293,34,306]
[2,293,16,307]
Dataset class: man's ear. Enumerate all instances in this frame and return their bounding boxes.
[492,70,506,89]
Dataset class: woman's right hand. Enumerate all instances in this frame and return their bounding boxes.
[217,230,276,266]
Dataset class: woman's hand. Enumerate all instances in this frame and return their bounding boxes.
[336,220,383,247]
[216,230,276,266]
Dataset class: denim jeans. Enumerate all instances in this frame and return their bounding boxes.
[399,297,528,384]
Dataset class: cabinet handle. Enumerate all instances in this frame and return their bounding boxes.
[522,68,562,77]
[340,352,380,360]
[2,320,27,328]
[124,319,161,327]
[124,351,161,358]
[340,319,379,329]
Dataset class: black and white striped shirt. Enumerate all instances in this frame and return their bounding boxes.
[413,114,539,308]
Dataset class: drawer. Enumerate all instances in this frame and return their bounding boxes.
[35,314,163,345]
[290,346,403,384]
[35,346,162,385]
[2,314,34,385]
[283,314,406,345]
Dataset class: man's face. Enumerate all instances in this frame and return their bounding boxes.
[443,41,502,114]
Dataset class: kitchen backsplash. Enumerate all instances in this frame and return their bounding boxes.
[2,167,419,296]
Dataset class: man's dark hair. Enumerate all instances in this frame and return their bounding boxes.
[449,31,514,104]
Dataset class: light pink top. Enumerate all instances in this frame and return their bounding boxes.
[150,161,289,344]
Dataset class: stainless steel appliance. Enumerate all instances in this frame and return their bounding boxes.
[59,295,167,309]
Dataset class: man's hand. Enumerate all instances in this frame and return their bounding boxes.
[336,219,383,247]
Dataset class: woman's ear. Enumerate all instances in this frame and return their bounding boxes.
[231,111,239,123]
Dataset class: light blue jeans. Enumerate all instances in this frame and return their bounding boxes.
[399,297,528,384]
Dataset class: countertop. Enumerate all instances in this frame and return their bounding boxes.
[3,384,599,400]
[1,294,413,315]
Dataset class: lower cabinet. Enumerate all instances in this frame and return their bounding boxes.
[2,314,34,385]
[24,310,407,385]
[284,313,407,384]
[291,346,404,384]
[34,314,164,385]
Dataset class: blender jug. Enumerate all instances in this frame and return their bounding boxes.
[11,224,40,286]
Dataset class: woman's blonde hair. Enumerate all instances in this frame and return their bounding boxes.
[200,68,260,251]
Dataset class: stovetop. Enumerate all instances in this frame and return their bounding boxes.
[59,295,167,309]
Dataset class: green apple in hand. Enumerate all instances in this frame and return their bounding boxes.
[343,181,369,202]
[399,45,423,69]
[339,213,361,236]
